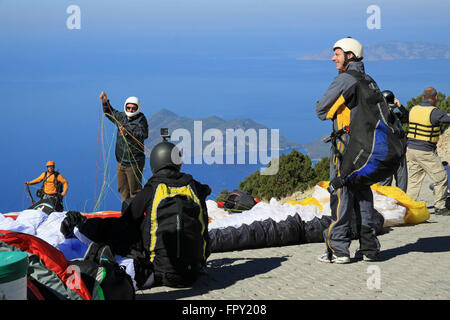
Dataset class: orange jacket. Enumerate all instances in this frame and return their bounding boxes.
[28,172,68,196]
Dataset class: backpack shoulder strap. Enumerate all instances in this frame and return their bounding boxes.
[344,69,365,81]
[53,171,60,187]
[40,172,49,189]
[83,243,116,264]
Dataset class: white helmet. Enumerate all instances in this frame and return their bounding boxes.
[123,96,141,117]
[333,37,364,60]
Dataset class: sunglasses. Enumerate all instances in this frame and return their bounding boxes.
[126,105,138,111]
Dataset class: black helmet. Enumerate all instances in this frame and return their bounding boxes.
[382,90,395,105]
[150,141,182,174]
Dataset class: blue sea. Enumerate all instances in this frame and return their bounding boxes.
[2,55,450,213]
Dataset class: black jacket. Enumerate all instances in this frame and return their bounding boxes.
[124,169,211,272]
[103,101,148,166]
[77,169,211,288]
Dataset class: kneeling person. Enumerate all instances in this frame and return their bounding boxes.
[61,141,211,289]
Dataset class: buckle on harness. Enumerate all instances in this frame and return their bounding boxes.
[327,177,346,193]
[323,126,349,143]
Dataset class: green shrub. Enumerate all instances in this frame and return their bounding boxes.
[238,150,329,200]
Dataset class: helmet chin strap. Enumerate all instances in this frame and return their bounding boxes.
[340,52,357,73]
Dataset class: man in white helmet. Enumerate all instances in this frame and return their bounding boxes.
[315,37,381,264]
[100,91,149,202]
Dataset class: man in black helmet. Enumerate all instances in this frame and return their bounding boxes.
[123,140,212,287]
[61,140,211,289]
[379,90,409,192]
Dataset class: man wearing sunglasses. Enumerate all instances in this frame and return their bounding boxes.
[100,91,149,202]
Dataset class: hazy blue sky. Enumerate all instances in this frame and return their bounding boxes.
[1,0,450,212]
[1,1,449,44]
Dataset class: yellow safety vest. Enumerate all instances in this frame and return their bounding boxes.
[407,105,440,143]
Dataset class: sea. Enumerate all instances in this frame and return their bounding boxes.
[2,57,450,213]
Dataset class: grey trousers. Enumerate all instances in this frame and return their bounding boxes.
[117,162,145,202]
[325,156,381,257]
[324,185,381,257]
[379,154,408,192]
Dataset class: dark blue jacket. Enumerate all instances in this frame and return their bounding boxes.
[103,101,149,166]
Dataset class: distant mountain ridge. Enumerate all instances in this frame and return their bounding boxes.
[146,109,303,153]
[297,41,450,61]
[299,135,330,161]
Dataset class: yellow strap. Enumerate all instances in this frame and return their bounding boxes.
[149,184,206,262]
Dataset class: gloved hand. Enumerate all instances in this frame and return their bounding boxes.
[60,211,87,238]
[327,177,345,194]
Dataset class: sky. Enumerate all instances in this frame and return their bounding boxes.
[1,0,449,130]
[1,0,450,212]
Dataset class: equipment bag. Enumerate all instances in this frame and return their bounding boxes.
[144,182,209,287]
[0,230,92,300]
[328,70,407,192]
[223,190,259,211]
[69,242,135,300]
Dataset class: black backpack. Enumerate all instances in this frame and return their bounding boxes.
[69,243,135,300]
[144,187,207,287]
[223,190,258,212]
[328,70,407,192]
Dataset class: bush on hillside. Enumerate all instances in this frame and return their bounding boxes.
[238,150,330,201]
[215,189,229,202]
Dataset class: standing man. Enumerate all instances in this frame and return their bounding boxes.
[100,92,149,202]
[406,87,450,216]
[315,37,381,263]
[379,90,409,192]
[25,160,68,212]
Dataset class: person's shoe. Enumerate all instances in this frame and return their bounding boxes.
[317,252,332,263]
[354,250,379,262]
[435,208,450,216]
[333,255,351,264]
[317,252,350,264]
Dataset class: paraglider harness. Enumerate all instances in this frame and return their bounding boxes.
[323,125,349,162]
[28,171,65,212]
[36,171,64,199]
[325,70,407,194]
[223,190,260,213]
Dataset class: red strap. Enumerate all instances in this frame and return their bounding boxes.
[27,279,45,300]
